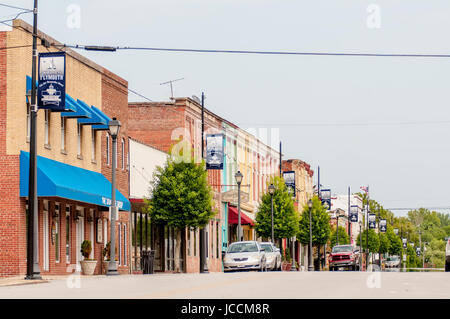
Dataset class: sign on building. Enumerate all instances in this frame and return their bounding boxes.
[350,205,359,222]
[379,219,387,232]
[402,238,407,249]
[206,134,224,170]
[368,213,376,229]
[283,171,295,197]
[38,52,66,111]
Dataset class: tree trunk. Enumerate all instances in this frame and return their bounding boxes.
[174,229,181,273]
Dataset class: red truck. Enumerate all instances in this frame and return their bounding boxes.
[328,245,360,271]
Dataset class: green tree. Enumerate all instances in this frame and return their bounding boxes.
[255,176,299,240]
[357,229,380,253]
[378,233,390,255]
[424,239,446,268]
[329,226,350,247]
[298,196,331,247]
[387,229,402,256]
[147,157,215,229]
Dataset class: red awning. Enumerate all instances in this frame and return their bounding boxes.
[228,206,254,226]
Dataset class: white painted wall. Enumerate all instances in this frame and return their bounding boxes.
[129,139,168,199]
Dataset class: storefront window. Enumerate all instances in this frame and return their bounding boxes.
[54,204,60,263]
[66,208,70,264]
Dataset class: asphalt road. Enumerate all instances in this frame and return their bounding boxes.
[1,271,449,299]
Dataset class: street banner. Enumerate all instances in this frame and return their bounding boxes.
[416,247,421,257]
[350,205,359,222]
[368,213,376,229]
[320,189,331,210]
[402,238,407,249]
[206,134,224,170]
[38,52,66,111]
[410,242,415,248]
[283,171,295,197]
[394,228,399,235]
[379,219,387,232]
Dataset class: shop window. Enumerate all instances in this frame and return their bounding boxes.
[187,229,191,256]
[66,207,71,264]
[54,203,60,263]
[106,134,110,165]
[26,103,31,140]
[91,128,96,162]
[77,123,82,157]
[61,118,66,152]
[121,138,125,170]
[123,224,127,266]
[44,110,50,146]
[118,223,122,266]
[216,222,219,259]
[193,229,197,257]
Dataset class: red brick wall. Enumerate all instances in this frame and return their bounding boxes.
[128,102,185,153]
[0,31,27,277]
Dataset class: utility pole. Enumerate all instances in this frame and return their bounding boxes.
[26,0,41,280]
[200,92,208,273]
[279,141,282,177]
[348,187,351,241]
[366,186,369,271]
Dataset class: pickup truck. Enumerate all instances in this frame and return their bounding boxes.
[446,238,450,272]
[328,245,360,271]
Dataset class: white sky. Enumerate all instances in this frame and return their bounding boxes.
[3,0,450,217]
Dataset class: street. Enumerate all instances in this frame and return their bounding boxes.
[1,271,449,299]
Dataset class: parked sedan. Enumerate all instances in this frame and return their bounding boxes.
[223,241,267,272]
[260,242,281,271]
[385,255,401,268]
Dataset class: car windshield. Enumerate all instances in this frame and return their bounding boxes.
[332,246,353,253]
[227,242,259,253]
[260,244,273,252]
[389,256,399,261]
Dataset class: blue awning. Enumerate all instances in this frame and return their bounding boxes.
[91,106,111,131]
[20,151,130,211]
[77,100,107,126]
[27,76,76,113]
[61,95,91,118]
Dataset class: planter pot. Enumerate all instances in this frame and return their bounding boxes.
[281,262,292,271]
[80,260,97,276]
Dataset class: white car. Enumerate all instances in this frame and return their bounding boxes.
[223,241,267,272]
[445,238,450,272]
[260,242,282,271]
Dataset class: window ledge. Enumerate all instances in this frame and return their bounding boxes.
[77,154,83,160]
[91,159,97,165]
[61,149,68,155]
[44,144,51,150]
[26,137,30,143]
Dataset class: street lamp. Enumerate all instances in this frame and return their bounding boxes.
[107,117,121,276]
[235,171,243,241]
[268,184,275,244]
[308,199,314,271]
[359,220,362,271]
[336,210,345,246]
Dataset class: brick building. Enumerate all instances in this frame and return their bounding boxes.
[281,159,314,270]
[128,97,281,273]
[0,20,131,277]
[128,98,223,273]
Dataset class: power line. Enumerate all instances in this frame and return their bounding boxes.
[0,3,32,12]
[63,44,450,59]
[235,120,450,127]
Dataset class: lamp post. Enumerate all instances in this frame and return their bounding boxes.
[107,117,121,276]
[235,171,243,241]
[308,199,314,271]
[268,184,275,244]
[25,0,41,281]
[359,220,362,271]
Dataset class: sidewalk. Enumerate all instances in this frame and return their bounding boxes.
[0,276,48,287]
